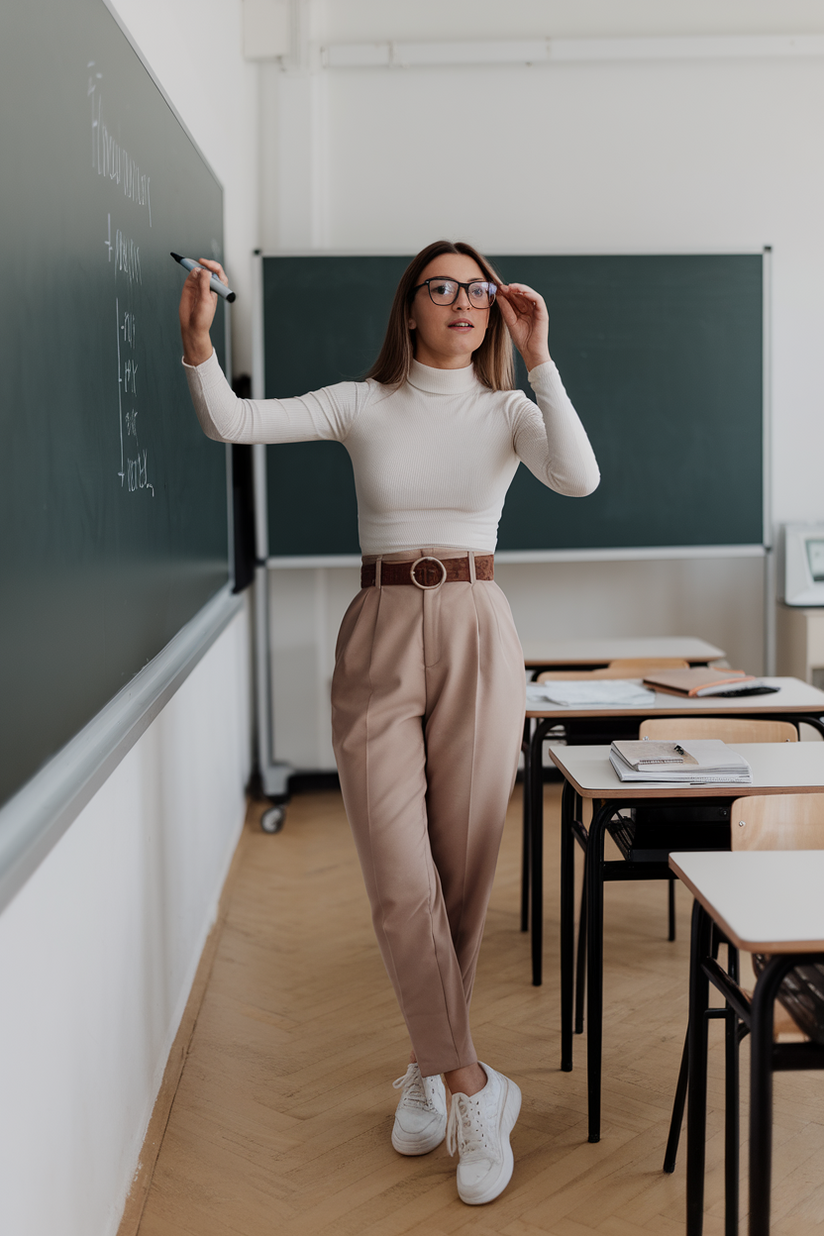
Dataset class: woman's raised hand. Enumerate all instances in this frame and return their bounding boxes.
[495,282,551,372]
[178,258,229,367]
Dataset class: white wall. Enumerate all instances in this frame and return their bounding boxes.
[0,607,251,1236]
[258,2,824,768]
[0,4,258,1234]
[113,0,260,374]
[320,0,824,42]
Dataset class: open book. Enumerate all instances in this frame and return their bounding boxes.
[610,738,753,783]
[641,667,763,697]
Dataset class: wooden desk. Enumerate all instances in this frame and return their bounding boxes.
[670,851,824,1236]
[525,677,824,983]
[522,635,725,674]
[671,850,824,954]
[526,676,824,723]
[547,742,824,1145]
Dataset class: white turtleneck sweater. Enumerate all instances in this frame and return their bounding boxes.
[184,351,600,555]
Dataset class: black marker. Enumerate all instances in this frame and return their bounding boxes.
[171,252,236,302]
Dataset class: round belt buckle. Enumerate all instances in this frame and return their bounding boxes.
[410,556,448,589]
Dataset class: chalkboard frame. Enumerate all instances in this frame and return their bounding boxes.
[257,249,768,563]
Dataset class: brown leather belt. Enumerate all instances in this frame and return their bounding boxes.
[361,554,494,589]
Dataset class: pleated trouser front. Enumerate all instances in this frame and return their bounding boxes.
[330,549,526,1077]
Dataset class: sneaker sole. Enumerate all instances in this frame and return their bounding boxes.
[457,1077,522,1205]
[391,1119,447,1156]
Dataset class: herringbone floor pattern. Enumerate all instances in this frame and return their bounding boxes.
[133,785,824,1235]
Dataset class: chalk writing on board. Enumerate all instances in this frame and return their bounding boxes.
[91,62,156,498]
[103,214,142,287]
[88,64,152,225]
[115,229,142,286]
[116,292,154,496]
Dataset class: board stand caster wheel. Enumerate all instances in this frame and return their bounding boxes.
[260,804,286,834]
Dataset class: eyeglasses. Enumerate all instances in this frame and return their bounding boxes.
[412,278,497,308]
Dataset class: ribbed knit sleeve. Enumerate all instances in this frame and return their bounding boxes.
[513,360,600,497]
[182,349,363,444]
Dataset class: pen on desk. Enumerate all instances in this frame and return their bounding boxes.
[170,252,236,302]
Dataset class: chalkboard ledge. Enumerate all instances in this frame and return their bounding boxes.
[0,586,244,915]
[265,544,767,569]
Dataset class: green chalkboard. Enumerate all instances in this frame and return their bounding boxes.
[0,0,230,810]
[263,253,763,557]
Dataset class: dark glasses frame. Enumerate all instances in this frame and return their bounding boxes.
[412,278,497,307]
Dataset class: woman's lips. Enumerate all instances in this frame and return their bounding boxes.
[448,320,473,330]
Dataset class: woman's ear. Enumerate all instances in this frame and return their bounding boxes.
[408,318,416,330]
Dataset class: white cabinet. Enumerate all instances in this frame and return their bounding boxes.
[777,605,824,688]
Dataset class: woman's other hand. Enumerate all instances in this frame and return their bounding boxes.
[179,258,229,366]
[495,283,551,372]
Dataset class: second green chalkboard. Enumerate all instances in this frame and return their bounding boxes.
[263,253,763,557]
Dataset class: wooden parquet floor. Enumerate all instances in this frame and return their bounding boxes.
[131,785,824,1236]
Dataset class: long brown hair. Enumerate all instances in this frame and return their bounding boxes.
[365,240,515,391]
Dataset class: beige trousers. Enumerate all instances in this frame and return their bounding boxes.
[330,548,526,1077]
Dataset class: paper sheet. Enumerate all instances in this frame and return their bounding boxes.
[526,679,657,708]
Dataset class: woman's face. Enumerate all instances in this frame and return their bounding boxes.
[408,253,492,369]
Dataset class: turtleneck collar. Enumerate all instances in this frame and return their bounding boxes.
[407,358,478,395]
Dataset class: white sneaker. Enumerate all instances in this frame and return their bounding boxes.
[446,1063,521,1205]
[391,1063,448,1155]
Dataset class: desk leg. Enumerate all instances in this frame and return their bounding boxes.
[724,998,739,1236]
[724,944,740,1236]
[585,802,613,1143]
[529,722,550,987]
[574,794,587,1036]
[797,712,824,739]
[749,956,793,1236]
[521,718,531,933]
[560,778,575,1070]
[686,901,713,1236]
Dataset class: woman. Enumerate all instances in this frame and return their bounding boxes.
[179,240,599,1206]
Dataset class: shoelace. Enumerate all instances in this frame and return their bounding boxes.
[446,1092,500,1163]
[392,1063,431,1110]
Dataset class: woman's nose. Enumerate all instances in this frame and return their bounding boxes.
[453,287,472,309]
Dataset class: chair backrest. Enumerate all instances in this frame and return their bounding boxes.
[736,795,824,1044]
[606,657,690,673]
[537,657,689,683]
[638,717,799,744]
[536,669,609,681]
[730,793,824,851]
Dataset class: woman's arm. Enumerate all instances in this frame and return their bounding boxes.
[178,260,362,445]
[495,282,551,372]
[179,257,225,366]
[184,351,363,446]
[497,280,599,495]
[513,363,600,497]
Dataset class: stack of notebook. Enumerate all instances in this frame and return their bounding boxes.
[609,738,753,784]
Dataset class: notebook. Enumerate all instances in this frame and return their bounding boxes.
[609,738,753,784]
[641,667,759,697]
